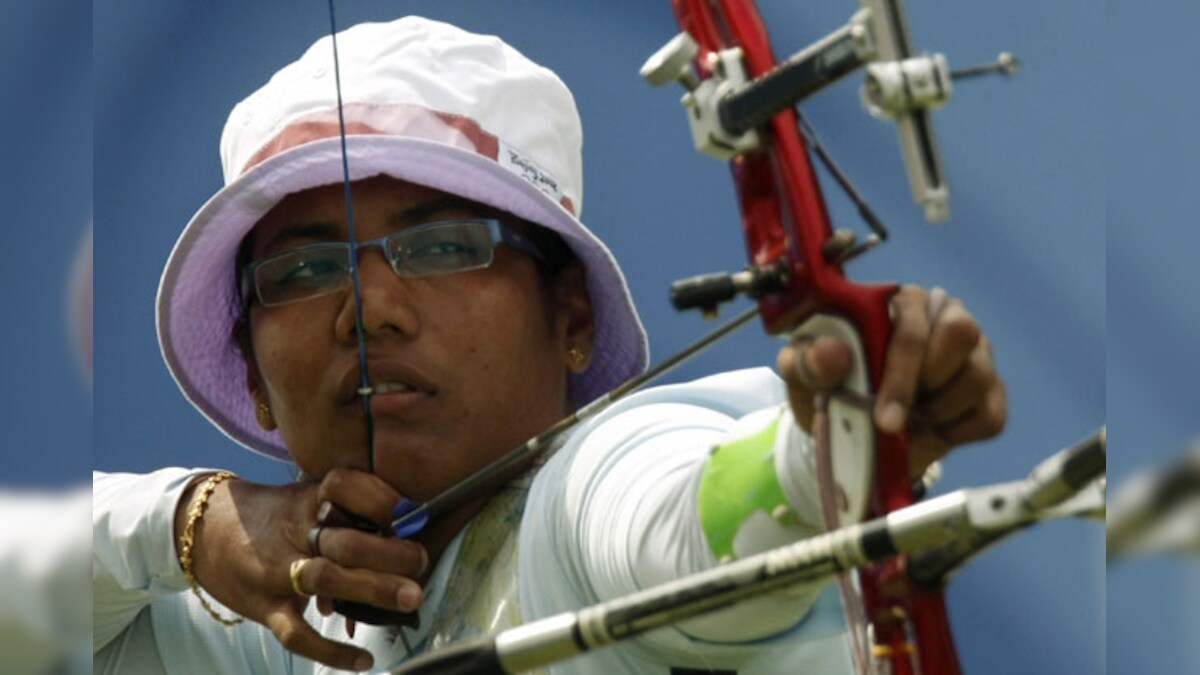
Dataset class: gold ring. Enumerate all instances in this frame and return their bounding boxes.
[289,557,313,598]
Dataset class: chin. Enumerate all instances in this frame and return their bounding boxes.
[372,452,458,500]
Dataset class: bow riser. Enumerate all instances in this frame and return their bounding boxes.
[668,1,960,673]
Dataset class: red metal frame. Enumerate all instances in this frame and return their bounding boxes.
[669,1,962,673]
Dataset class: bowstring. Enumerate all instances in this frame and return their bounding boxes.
[812,394,873,675]
[326,0,376,474]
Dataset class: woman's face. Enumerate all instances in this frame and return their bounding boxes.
[242,176,592,500]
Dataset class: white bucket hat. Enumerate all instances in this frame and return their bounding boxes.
[157,16,649,461]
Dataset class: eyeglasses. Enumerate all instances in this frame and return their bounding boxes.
[241,218,547,308]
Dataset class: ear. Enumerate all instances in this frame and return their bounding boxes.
[234,318,277,432]
[552,260,595,374]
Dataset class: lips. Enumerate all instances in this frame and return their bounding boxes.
[370,382,420,395]
[338,358,438,407]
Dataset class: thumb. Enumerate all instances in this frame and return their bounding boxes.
[779,336,852,432]
[785,336,852,391]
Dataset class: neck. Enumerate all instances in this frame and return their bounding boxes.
[408,456,540,585]
[409,495,489,584]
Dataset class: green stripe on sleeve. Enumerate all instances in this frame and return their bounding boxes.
[697,415,789,561]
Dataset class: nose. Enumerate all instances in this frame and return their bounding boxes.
[334,245,421,344]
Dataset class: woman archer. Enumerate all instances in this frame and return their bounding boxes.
[93,16,1005,674]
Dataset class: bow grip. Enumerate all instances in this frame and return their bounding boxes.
[791,313,877,525]
[778,279,913,516]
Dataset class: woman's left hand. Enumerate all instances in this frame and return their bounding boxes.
[777,285,1007,478]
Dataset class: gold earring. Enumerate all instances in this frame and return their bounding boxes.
[255,401,274,428]
[568,346,588,371]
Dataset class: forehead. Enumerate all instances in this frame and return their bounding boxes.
[249,176,486,254]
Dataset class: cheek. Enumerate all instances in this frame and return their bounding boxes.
[459,274,555,351]
[251,314,352,474]
[250,313,329,418]
[460,278,565,402]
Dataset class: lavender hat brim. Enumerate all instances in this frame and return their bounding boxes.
[157,135,648,461]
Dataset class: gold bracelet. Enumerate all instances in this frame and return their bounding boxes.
[178,471,244,626]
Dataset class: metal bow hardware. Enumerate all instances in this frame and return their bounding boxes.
[1107,440,1200,559]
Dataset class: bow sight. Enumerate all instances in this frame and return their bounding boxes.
[642,0,1015,319]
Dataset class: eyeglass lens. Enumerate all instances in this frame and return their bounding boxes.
[251,220,500,307]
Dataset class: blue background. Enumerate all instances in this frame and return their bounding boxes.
[0,2,92,488]
[71,0,1190,673]
[1106,1,1200,674]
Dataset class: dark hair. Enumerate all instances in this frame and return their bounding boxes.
[503,217,576,285]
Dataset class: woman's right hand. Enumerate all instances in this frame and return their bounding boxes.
[174,468,428,672]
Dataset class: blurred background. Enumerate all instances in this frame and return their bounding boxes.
[75,0,1190,673]
[0,4,91,674]
[0,2,91,487]
[1106,1,1200,673]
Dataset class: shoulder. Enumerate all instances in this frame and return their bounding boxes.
[530,368,785,508]
[560,366,783,457]
[596,366,785,421]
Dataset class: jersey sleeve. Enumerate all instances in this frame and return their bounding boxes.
[92,468,206,652]
[520,368,854,672]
